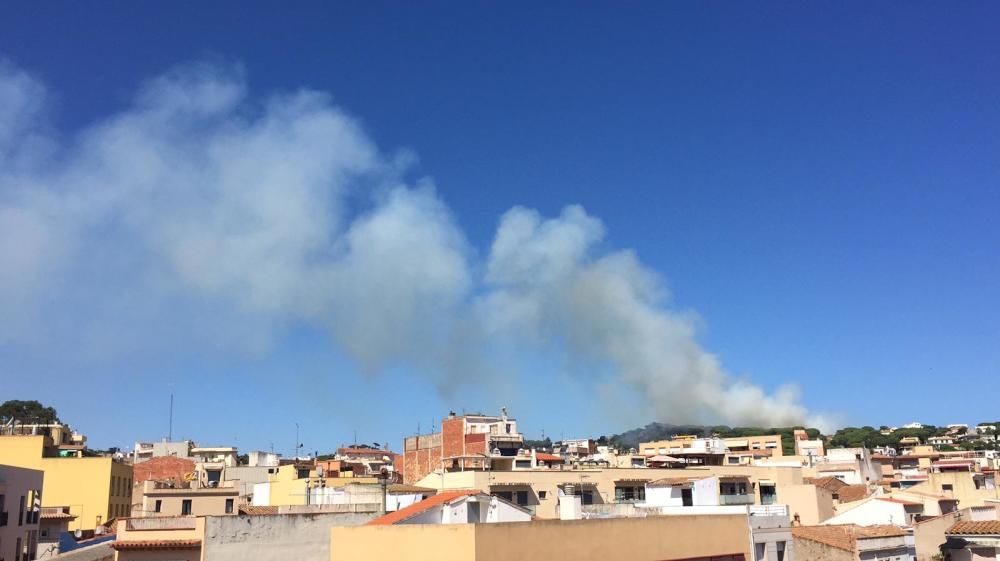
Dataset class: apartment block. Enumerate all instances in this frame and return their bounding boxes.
[403,409,523,484]
[0,431,133,530]
[0,464,43,561]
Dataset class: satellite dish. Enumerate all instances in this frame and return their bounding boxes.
[75,529,82,539]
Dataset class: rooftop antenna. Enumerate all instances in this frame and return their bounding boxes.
[168,392,174,441]
[354,430,357,447]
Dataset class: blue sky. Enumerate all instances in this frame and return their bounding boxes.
[1,2,998,453]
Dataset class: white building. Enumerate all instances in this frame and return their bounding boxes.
[823,496,922,527]
[369,490,531,525]
[132,439,194,463]
[247,450,280,467]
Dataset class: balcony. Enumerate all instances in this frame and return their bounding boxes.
[719,494,755,506]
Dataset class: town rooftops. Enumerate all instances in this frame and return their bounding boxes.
[366,490,482,526]
[792,524,907,552]
[947,521,1000,536]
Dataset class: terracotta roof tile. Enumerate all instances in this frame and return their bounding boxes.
[366,490,481,526]
[835,485,870,503]
[39,511,77,520]
[239,505,279,515]
[534,453,564,462]
[948,521,1000,535]
[793,525,906,552]
[110,539,201,551]
[807,476,849,492]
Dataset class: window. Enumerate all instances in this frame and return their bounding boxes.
[581,491,593,505]
[505,423,512,434]
[18,495,25,526]
[15,536,22,561]
[515,491,528,506]
[942,484,953,491]
[538,491,547,500]
[181,500,193,515]
[225,499,234,514]
[515,460,531,469]
[754,543,766,561]
[297,469,310,479]
[776,540,786,561]
[154,500,162,513]
[614,486,645,502]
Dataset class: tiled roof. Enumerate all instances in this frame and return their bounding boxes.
[110,539,201,551]
[239,505,279,515]
[877,497,922,506]
[337,447,396,456]
[40,510,78,520]
[835,485,870,503]
[387,484,436,494]
[793,525,906,552]
[647,477,704,487]
[535,453,564,462]
[366,490,481,526]
[948,521,1000,535]
[807,476,849,492]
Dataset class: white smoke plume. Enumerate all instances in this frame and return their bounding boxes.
[0,60,819,427]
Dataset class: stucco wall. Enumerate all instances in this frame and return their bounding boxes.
[782,484,835,525]
[204,512,375,561]
[914,510,962,561]
[331,514,751,561]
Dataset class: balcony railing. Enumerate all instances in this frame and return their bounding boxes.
[719,494,754,506]
[127,517,197,531]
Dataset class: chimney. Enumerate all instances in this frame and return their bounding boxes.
[559,491,582,520]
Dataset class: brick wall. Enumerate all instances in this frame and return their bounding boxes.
[132,456,195,483]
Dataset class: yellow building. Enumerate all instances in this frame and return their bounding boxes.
[0,434,133,530]
[252,463,379,506]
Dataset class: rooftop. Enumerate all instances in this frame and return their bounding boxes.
[792,524,906,552]
[947,521,1000,536]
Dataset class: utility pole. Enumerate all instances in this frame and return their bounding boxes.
[295,423,300,460]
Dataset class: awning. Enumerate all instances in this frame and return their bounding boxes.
[615,478,651,484]
[718,475,751,482]
[489,482,531,487]
[647,455,682,462]
[758,479,776,486]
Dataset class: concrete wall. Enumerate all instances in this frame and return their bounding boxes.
[331,514,752,561]
[204,512,375,561]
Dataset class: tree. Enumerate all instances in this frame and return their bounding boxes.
[0,400,60,425]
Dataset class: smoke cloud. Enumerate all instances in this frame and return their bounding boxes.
[0,60,819,427]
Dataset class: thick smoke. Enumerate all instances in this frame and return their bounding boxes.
[0,60,818,427]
